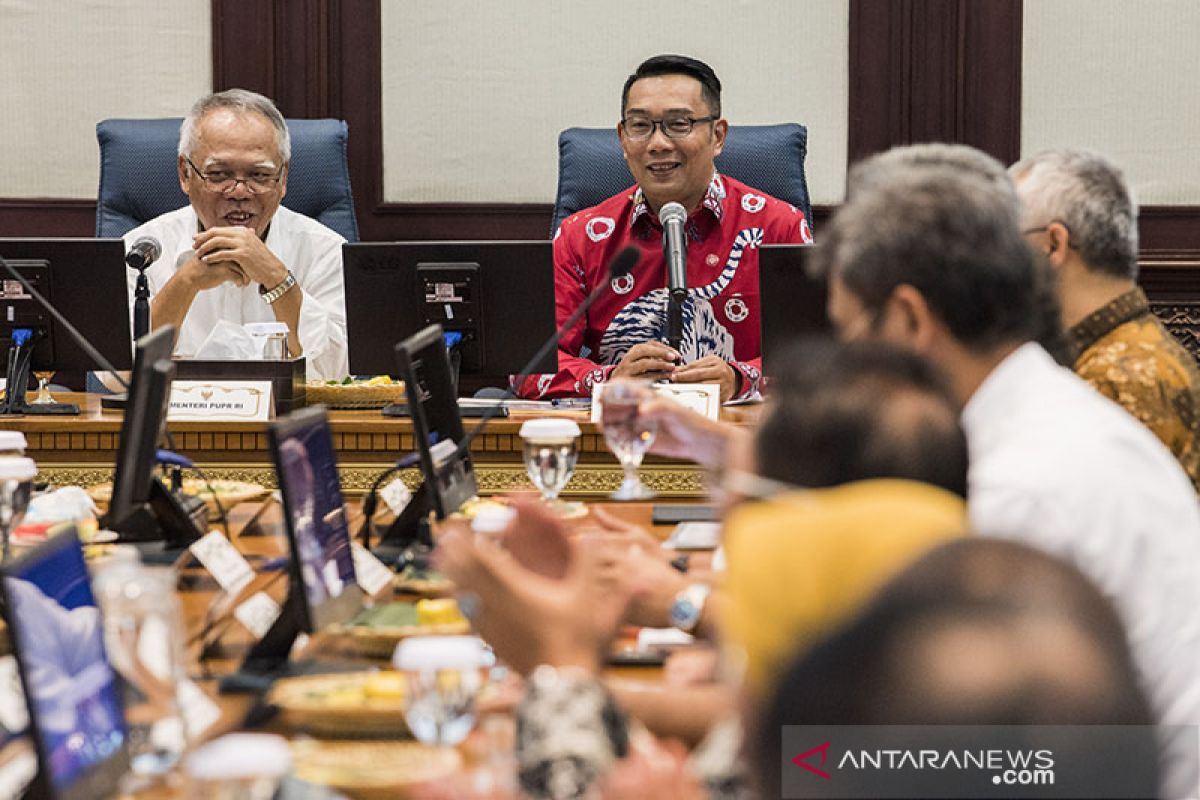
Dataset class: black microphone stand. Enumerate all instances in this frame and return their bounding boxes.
[132,266,151,340]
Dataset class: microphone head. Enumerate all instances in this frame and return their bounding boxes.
[126,236,162,270]
[658,202,687,226]
[607,246,640,279]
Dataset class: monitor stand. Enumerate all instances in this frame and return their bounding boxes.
[103,478,206,563]
[0,331,79,416]
[367,481,434,568]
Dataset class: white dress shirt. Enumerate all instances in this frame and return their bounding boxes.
[964,342,1200,799]
[123,205,349,380]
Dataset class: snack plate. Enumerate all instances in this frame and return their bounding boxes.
[305,380,406,410]
[289,739,462,800]
[267,670,410,738]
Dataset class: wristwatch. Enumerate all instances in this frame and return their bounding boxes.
[259,270,296,304]
[669,583,711,634]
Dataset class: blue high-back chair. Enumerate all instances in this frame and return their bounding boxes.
[550,123,811,235]
[95,117,359,242]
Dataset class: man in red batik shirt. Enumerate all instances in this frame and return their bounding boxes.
[520,54,812,402]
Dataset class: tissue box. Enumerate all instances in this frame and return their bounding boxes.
[172,358,307,416]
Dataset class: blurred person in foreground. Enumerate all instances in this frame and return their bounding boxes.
[811,149,1200,799]
[435,339,972,799]
[752,538,1158,800]
[1010,148,1200,491]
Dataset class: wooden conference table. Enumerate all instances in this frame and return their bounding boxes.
[6,392,762,500]
[124,497,697,798]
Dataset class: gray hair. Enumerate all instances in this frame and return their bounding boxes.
[1009,149,1138,280]
[849,143,1018,213]
[811,162,1040,352]
[178,88,291,164]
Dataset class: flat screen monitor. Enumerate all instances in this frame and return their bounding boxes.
[0,239,133,372]
[0,527,129,800]
[268,406,363,632]
[757,244,831,373]
[105,327,175,527]
[343,241,556,383]
[395,324,477,518]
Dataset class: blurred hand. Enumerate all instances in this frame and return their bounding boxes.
[637,396,746,468]
[598,735,704,800]
[434,499,642,675]
[611,341,680,382]
[671,355,738,401]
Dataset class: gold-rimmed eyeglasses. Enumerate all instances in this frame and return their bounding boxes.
[183,155,284,195]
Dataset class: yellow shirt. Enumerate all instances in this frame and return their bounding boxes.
[720,479,967,697]
[1070,288,1200,494]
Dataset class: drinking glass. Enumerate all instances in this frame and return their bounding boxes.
[31,371,56,405]
[599,380,657,500]
[394,636,488,747]
[519,418,581,503]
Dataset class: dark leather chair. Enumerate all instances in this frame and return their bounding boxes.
[95,117,359,241]
[550,123,811,235]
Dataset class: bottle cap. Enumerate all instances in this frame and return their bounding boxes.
[243,321,289,336]
[0,458,36,481]
[393,635,489,671]
[184,733,292,780]
[0,431,27,452]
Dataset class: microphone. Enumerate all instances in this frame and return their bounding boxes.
[659,202,688,351]
[125,236,162,271]
[126,237,161,339]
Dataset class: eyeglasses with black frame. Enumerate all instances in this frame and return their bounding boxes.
[183,155,285,195]
[620,115,717,141]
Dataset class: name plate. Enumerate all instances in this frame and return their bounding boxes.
[168,381,273,421]
[591,381,721,422]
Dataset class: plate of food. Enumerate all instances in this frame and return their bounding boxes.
[306,376,405,409]
[88,478,269,516]
[289,739,462,800]
[394,564,455,597]
[454,496,589,523]
[335,599,472,658]
[268,670,409,738]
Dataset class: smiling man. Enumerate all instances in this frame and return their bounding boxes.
[520,55,812,402]
[123,89,348,380]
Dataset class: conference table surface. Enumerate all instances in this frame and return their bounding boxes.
[118,496,697,798]
[8,392,762,500]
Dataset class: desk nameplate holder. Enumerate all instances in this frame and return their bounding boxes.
[168,381,274,422]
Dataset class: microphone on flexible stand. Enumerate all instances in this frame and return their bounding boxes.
[125,236,162,339]
[659,202,688,353]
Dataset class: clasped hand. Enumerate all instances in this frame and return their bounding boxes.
[182,226,287,291]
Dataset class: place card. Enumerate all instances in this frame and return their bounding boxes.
[168,381,273,422]
[379,478,413,516]
[352,542,395,597]
[234,591,282,639]
[189,531,255,595]
[590,381,721,422]
[177,678,222,740]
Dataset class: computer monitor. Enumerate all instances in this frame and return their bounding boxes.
[100,326,204,554]
[0,239,133,413]
[757,243,831,372]
[342,241,556,384]
[269,406,363,633]
[395,324,477,520]
[0,527,129,800]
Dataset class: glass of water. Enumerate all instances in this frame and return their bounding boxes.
[394,636,488,747]
[599,380,657,501]
[519,418,581,504]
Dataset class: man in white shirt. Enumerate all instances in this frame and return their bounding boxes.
[812,152,1200,799]
[124,89,348,380]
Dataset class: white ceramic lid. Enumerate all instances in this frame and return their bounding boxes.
[0,431,27,451]
[0,458,36,481]
[393,635,489,671]
[471,503,516,533]
[519,418,582,441]
[184,733,292,780]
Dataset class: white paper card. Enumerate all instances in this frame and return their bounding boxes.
[176,678,222,740]
[189,531,255,595]
[352,542,395,596]
[637,627,695,649]
[0,655,29,733]
[168,381,273,422]
[234,591,282,639]
[590,381,721,422]
[379,478,413,516]
[663,522,722,551]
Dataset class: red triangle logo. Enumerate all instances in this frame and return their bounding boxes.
[792,741,832,780]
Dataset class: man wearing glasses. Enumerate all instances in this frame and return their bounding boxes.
[521,54,812,402]
[122,89,348,380]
